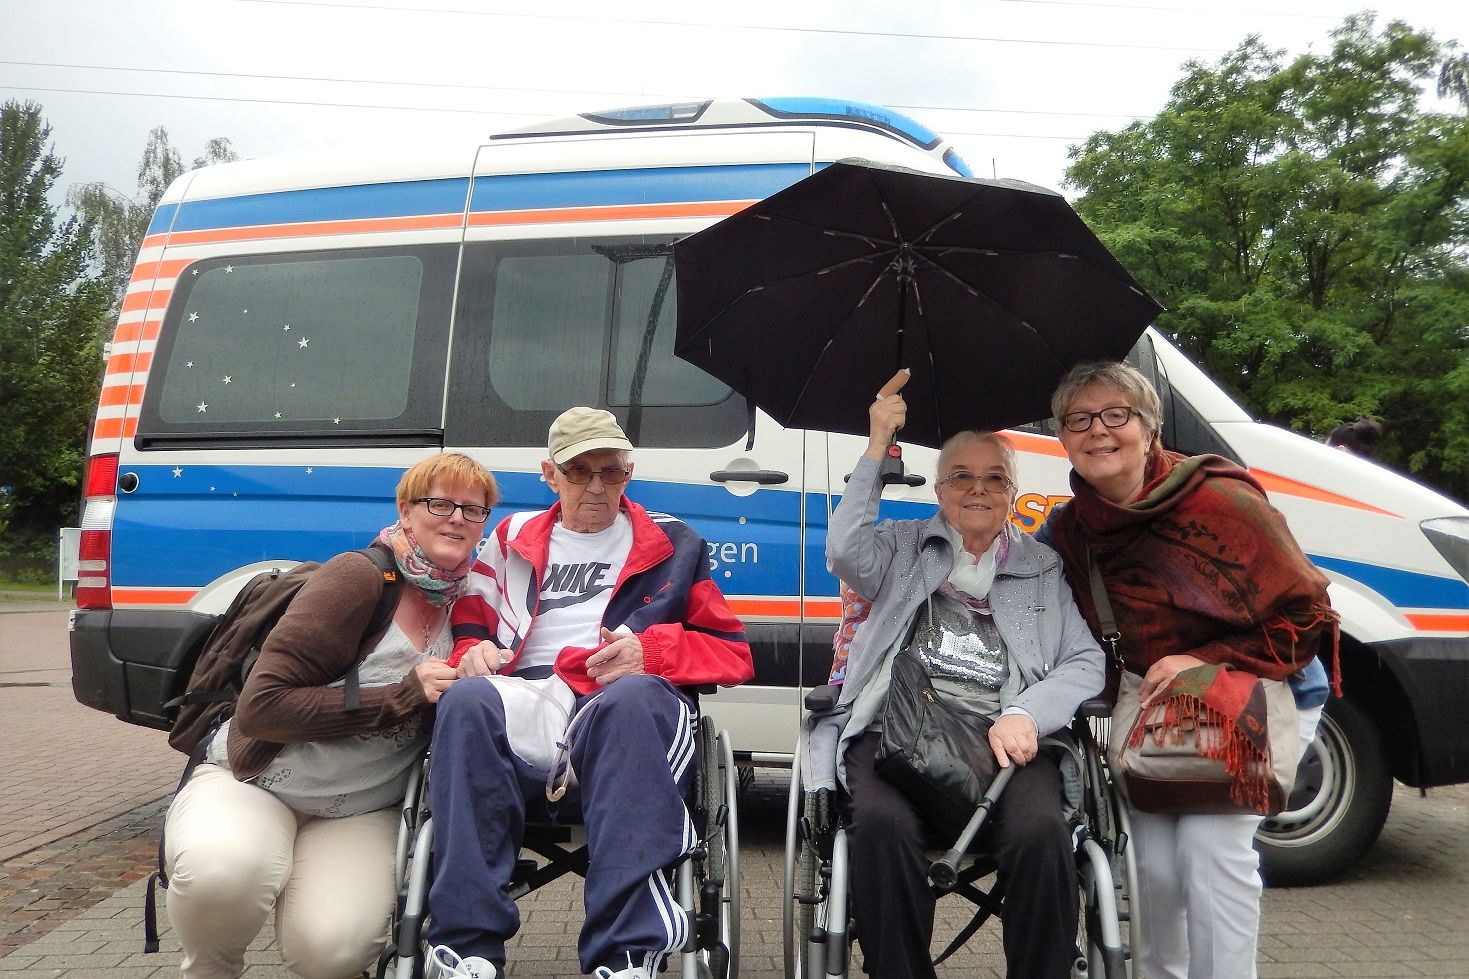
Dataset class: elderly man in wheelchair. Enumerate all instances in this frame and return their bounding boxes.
[420,408,754,979]
[801,387,1107,979]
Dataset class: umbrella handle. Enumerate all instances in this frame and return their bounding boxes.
[879,441,906,485]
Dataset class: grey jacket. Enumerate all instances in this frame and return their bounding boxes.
[806,455,1106,792]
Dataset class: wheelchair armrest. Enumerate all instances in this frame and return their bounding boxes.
[1076,697,1112,719]
[804,683,842,713]
[681,684,718,697]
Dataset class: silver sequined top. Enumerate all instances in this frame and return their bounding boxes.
[907,591,1009,716]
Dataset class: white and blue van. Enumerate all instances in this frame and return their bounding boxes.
[69,97,1469,884]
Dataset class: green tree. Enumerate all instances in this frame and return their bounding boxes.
[1065,15,1469,499]
[68,127,238,308]
[0,100,111,555]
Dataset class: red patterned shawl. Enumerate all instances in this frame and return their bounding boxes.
[1048,450,1339,689]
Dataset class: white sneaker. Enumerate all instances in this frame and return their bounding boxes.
[591,961,652,979]
[425,944,500,979]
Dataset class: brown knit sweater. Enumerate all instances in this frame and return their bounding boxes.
[227,548,431,780]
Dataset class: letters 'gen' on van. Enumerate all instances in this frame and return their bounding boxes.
[68,97,1469,885]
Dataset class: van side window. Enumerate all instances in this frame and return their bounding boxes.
[447,238,745,448]
[138,247,455,447]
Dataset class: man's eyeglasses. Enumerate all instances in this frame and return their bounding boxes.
[557,463,631,486]
[1060,406,1140,433]
[415,497,491,523]
[938,471,1013,494]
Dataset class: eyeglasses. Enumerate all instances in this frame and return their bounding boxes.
[556,463,631,486]
[939,471,1013,494]
[414,497,491,523]
[1060,406,1140,433]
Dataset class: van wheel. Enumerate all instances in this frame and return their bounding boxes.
[1256,697,1392,887]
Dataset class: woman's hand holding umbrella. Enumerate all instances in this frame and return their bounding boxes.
[866,368,910,462]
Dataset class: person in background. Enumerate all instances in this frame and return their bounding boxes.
[1326,416,1383,457]
[164,452,497,979]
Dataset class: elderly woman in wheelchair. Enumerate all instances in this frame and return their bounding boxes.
[803,387,1106,979]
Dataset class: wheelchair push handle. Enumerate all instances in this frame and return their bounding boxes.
[928,765,1016,893]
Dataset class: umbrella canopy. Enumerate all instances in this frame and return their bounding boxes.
[673,159,1163,447]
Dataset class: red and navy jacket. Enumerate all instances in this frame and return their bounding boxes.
[448,498,754,695]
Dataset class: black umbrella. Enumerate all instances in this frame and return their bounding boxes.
[673,159,1163,448]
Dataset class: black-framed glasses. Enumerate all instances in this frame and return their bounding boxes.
[414,497,491,523]
[939,471,1013,494]
[1061,406,1140,433]
[556,463,631,486]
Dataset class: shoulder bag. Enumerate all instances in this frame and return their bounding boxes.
[1090,556,1301,816]
[875,642,998,837]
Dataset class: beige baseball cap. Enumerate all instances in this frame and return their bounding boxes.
[548,407,633,465]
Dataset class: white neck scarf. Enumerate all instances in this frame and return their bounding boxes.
[943,521,1007,600]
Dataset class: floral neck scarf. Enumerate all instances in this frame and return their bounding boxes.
[376,522,472,607]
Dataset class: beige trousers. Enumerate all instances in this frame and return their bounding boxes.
[163,764,396,979]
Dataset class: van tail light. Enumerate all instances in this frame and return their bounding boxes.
[76,453,118,609]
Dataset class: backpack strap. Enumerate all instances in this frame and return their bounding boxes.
[342,545,403,711]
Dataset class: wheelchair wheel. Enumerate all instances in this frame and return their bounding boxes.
[691,717,740,979]
[782,756,816,979]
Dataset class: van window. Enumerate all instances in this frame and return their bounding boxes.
[138,247,456,447]
[447,237,746,448]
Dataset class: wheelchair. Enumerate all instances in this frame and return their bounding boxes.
[782,689,1140,978]
[379,707,742,979]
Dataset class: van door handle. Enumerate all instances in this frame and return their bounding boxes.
[710,469,789,485]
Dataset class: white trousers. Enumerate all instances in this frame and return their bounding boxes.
[1131,705,1324,979]
[163,764,397,979]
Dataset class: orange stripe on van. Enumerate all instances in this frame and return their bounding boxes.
[97,385,135,408]
[91,416,138,440]
[105,352,152,375]
[120,289,171,314]
[468,200,754,227]
[112,588,197,606]
[1000,430,1068,457]
[111,319,162,345]
[160,213,465,247]
[130,258,193,283]
[726,598,841,619]
[1249,470,1399,518]
[1405,613,1469,633]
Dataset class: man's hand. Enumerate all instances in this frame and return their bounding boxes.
[456,640,513,678]
[987,712,1038,769]
[1138,653,1208,708]
[413,660,458,703]
[586,627,646,685]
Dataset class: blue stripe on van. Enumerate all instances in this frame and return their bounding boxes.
[146,203,179,236]
[1309,554,1469,611]
[147,165,812,238]
[167,178,474,232]
[467,164,812,212]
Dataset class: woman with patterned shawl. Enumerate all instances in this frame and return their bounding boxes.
[1040,361,1336,979]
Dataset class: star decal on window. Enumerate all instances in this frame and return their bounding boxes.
[196,402,208,413]
[298,337,310,348]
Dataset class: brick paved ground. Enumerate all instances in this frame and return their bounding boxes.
[4,604,1469,977]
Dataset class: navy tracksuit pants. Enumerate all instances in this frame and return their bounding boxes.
[424,674,697,975]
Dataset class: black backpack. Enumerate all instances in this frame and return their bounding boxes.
[144,545,403,951]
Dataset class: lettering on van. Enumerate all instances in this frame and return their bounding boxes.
[1012,493,1074,534]
[706,541,760,577]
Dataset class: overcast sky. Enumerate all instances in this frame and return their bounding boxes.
[4,0,1467,206]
